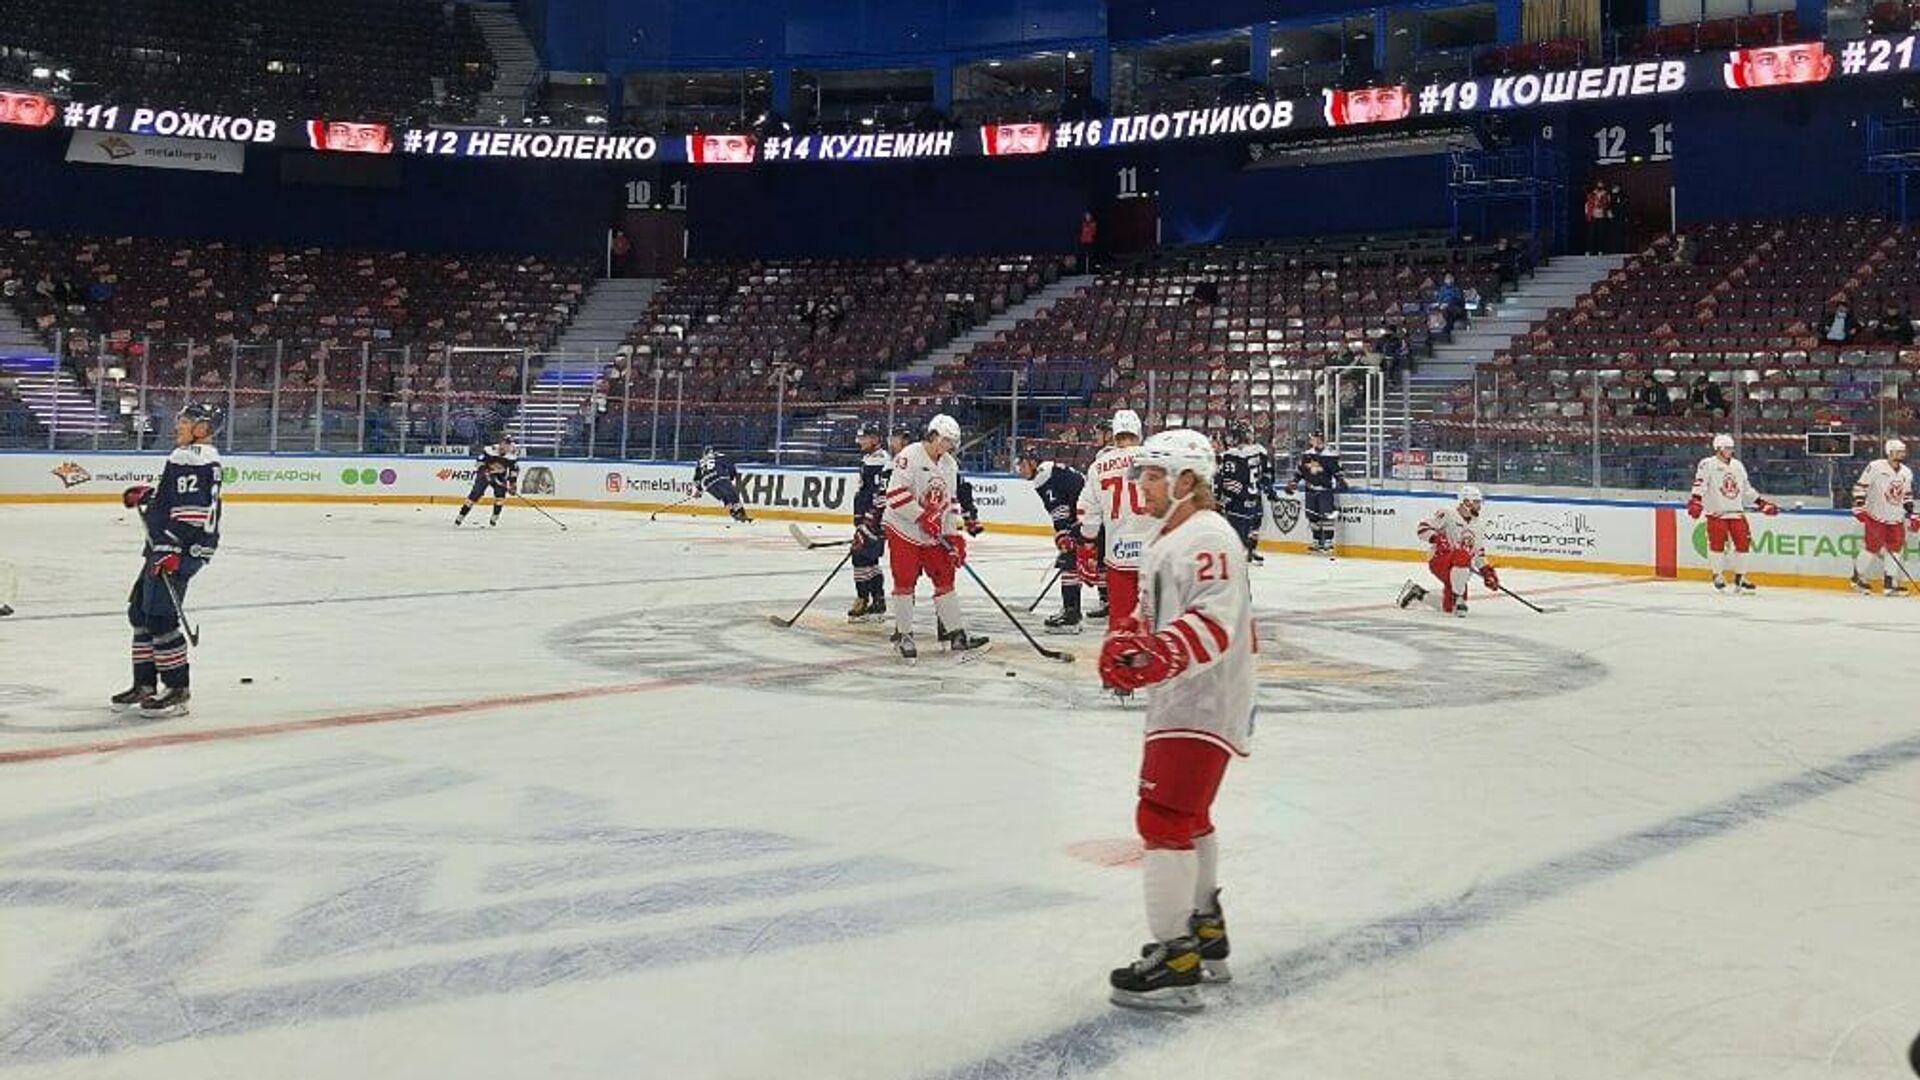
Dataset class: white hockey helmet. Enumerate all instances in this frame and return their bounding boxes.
[1458,485,1485,506]
[1888,437,1908,458]
[1712,433,1735,452]
[926,413,961,446]
[1111,409,1144,439]
[1129,428,1217,487]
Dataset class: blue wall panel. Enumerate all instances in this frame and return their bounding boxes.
[1157,144,1453,244]
[1671,85,1888,223]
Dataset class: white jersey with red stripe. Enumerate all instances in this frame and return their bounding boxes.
[1416,504,1488,570]
[1691,456,1760,517]
[1853,458,1915,525]
[1077,444,1156,570]
[1138,509,1255,758]
[881,441,960,547]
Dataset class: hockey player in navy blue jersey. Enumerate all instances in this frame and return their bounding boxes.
[1016,447,1089,633]
[1285,432,1348,554]
[454,435,520,526]
[848,423,892,622]
[694,447,752,523]
[113,403,223,718]
[1217,422,1278,564]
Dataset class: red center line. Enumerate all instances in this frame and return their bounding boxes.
[0,650,893,767]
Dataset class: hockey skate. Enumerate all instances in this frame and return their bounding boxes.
[1733,575,1757,594]
[891,632,917,662]
[1190,889,1231,983]
[1044,608,1083,635]
[1085,599,1109,620]
[1452,600,1468,617]
[946,629,991,655]
[1247,551,1265,566]
[1886,579,1908,597]
[1850,573,1875,595]
[847,596,873,622]
[111,685,154,713]
[1109,936,1204,1011]
[1395,580,1427,609]
[1711,574,1726,591]
[139,687,190,718]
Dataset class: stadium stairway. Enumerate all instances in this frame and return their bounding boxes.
[0,354,118,440]
[1332,254,1626,478]
[883,273,1095,388]
[466,1,543,124]
[509,278,659,450]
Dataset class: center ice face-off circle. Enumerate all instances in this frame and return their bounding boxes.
[551,600,1604,713]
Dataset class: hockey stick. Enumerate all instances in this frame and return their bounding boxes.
[511,491,569,532]
[649,491,701,522]
[158,572,200,646]
[1494,581,1554,614]
[1887,550,1920,596]
[768,548,854,628]
[1026,566,1064,613]
[955,557,1074,663]
[787,522,852,550]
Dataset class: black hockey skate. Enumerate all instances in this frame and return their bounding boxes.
[1733,575,1757,594]
[1711,574,1727,591]
[1044,608,1083,635]
[1452,600,1468,617]
[139,687,190,718]
[111,685,155,713]
[1142,889,1231,983]
[1109,936,1204,1011]
[1886,578,1908,597]
[1850,573,1874,595]
[1085,600,1109,621]
[946,629,991,654]
[892,631,917,661]
[1247,550,1265,566]
[1395,580,1426,609]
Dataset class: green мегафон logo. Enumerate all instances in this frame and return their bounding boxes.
[1691,521,1919,560]
[339,467,398,487]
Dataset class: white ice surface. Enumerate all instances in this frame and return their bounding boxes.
[0,501,1917,1080]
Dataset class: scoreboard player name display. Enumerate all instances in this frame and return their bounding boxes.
[17,33,1920,169]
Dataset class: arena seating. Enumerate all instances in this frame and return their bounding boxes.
[1428,216,1919,492]
[0,0,495,120]
[606,255,1071,454]
[0,230,594,447]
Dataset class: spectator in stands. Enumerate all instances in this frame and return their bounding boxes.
[1584,180,1611,255]
[1671,234,1698,267]
[1078,211,1098,274]
[1191,279,1221,307]
[1819,299,1859,346]
[1636,371,1673,417]
[823,296,846,333]
[1608,184,1632,253]
[1686,373,1728,418]
[610,229,631,278]
[1433,274,1467,330]
[1874,302,1914,346]
[1378,328,1409,380]
[1493,238,1523,288]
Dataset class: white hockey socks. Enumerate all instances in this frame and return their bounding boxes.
[1143,848,1198,942]
[1856,550,1884,582]
[1192,833,1219,914]
[932,591,964,633]
[894,593,916,639]
[1707,546,1725,577]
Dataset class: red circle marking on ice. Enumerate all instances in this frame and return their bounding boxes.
[1065,838,1143,867]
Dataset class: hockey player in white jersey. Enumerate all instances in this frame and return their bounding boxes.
[1396,486,1501,616]
[1098,429,1255,1011]
[1687,434,1781,594]
[880,414,988,658]
[1078,409,1158,644]
[1849,438,1917,595]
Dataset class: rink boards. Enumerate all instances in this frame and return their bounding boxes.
[2,451,1904,590]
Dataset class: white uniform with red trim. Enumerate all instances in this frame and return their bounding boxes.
[1691,456,1760,517]
[1853,458,1915,525]
[882,441,960,547]
[1415,505,1488,570]
[1137,509,1255,758]
[1078,444,1154,569]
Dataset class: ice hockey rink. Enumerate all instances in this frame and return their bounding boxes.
[1,500,1917,1080]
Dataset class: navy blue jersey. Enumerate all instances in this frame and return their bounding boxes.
[1294,448,1347,494]
[694,450,740,489]
[854,448,890,520]
[1029,462,1086,537]
[1217,444,1275,512]
[147,442,223,559]
[477,443,521,484]
[957,476,979,523]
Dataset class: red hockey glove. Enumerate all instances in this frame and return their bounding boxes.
[1480,565,1501,591]
[1075,539,1101,583]
[1428,532,1454,559]
[149,550,181,578]
[946,533,968,567]
[1686,495,1702,520]
[1099,624,1191,692]
[122,484,153,510]
[1754,497,1780,516]
[1908,515,1920,534]
[1054,531,1077,554]
[916,503,943,539]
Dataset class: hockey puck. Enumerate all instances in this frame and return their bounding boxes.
[0,605,12,617]
[240,677,254,685]
[1005,671,1017,678]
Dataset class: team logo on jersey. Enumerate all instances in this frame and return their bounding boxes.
[1270,497,1302,535]
[49,461,91,488]
[1719,475,1740,498]
[521,467,556,496]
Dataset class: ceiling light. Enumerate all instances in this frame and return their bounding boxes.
[1210,57,1224,66]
